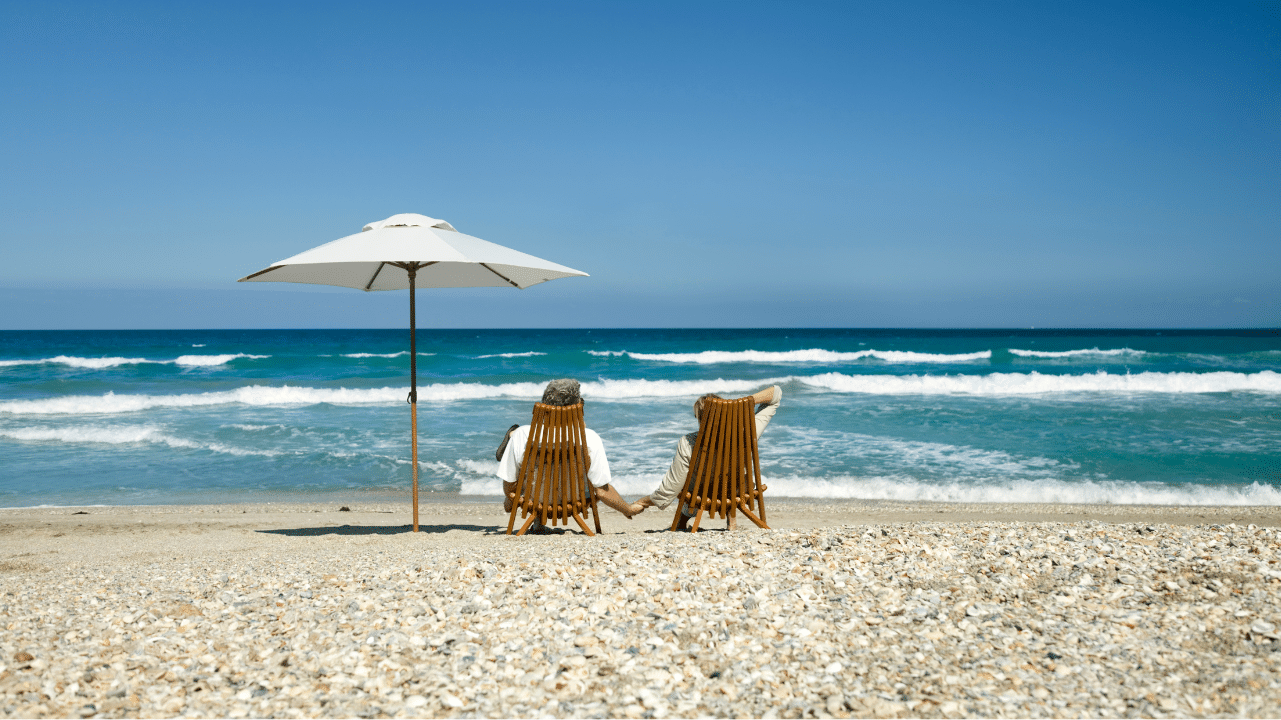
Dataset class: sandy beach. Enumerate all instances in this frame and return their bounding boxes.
[2,500,1280,718]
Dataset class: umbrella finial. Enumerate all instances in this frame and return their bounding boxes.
[363,213,457,233]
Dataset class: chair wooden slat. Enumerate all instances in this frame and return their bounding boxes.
[692,401,720,531]
[729,399,744,519]
[565,407,580,516]
[547,407,561,526]
[569,408,602,534]
[748,399,766,524]
[549,408,563,525]
[710,401,726,521]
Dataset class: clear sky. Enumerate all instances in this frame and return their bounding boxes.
[1,0,1277,329]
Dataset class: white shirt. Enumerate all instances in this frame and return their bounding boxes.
[497,425,613,488]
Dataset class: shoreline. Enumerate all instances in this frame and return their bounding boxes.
[4,497,1281,526]
[2,500,1280,717]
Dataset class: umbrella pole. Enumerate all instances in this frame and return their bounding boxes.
[409,265,419,533]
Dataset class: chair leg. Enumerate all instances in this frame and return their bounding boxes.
[727,505,737,531]
[689,508,706,533]
[516,514,537,536]
[738,503,769,530]
[571,512,594,537]
[506,500,522,535]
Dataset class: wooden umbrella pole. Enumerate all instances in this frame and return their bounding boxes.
[409,265,419,533]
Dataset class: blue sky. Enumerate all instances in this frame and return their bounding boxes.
[1,0,1276,328]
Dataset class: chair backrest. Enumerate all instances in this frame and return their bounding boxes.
[681,395,766,524]
[691,394,758,512]
[508,401,600,535]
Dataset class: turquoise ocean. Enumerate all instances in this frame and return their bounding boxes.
[1,328,1278,508]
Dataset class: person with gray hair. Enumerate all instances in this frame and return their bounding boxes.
[495,379,638,526]
[629,384,781,528]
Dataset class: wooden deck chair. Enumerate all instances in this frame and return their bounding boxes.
[506,401,602,536]
[672,395,770,532]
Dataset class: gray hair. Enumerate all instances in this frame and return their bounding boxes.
[541,378,582,407]
[694,393,723,424]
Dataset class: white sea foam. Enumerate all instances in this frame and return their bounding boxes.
[752,475,1281,506]
[456,458,500,476]
[395,457,1281,506]
[459,478,505,495]
[174,354,269,366]
[1009,347,1147,359]
[587,349,992,364]
[0,386,408,415]
[799,370,1281,395]
[455,466,1281,506]
[457,458,503,495]
[584,378,770,398]
[4,370,1277,416]
[418,457,504,495]
[475,352,548,359]
[0,354,268,369]
[0,356,156,369]
[0,379,779,416]
[0,425,279,457]
[343,352,407,358]
[766,427,1068,478]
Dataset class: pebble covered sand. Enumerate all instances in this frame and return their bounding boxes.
[2,502,1281,718]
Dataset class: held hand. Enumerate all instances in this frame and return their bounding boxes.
[622,497,653,518]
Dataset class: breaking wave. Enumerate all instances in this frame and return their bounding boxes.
[750,475,1281,506]
[0,386,410,415]
[174,354,270,367]
[587,349,992,364]
[0,425,280,457]
[1009,347,1147,359]
[800,370,1281,395]
[0,354,269,369]
[3,370,1277,416]
[475,352,547,359]
[341,352,435,358]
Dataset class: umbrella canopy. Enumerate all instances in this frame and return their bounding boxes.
[238,213,588,531]
[239,213,587,290]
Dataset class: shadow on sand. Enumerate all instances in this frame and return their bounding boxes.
[642,527,727,533]
[258,523,500,537]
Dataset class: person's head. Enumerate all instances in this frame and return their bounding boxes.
[693,393,723,424]
[541,378,582,407]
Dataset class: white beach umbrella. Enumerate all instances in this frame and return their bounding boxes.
[239,213,588,531]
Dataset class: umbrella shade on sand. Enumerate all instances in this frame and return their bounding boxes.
[239,213,588,530]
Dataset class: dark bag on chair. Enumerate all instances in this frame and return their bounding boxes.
[495,424,520,462]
